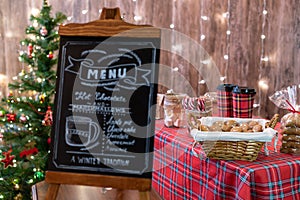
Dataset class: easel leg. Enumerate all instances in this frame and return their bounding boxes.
[45,183,60,200]
[139,191,150,200]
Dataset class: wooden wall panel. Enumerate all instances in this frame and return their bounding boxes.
[0,0,299,118]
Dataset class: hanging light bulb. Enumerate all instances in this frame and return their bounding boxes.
[222,12,229,18]
[200,34,206,41]
[220,76,227,81]
[258,79,269,90]
[261,57,269,62]
[201,16,209,21]
[199,80,206,84]
[263,10,268,15]
[134,15,142,21]
[201,59,211,64]
[81,10,88,15]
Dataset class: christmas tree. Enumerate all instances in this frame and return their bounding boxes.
[0,1,66,199]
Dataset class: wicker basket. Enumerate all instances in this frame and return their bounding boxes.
[192,114,279,161]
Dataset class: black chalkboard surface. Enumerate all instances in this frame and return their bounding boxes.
[47,11,160,180]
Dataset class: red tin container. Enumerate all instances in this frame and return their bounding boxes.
[232,86,256,118]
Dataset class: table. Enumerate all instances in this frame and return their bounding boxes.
[152,120,300,200]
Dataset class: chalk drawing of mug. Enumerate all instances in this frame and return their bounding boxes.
[65,116,100,148]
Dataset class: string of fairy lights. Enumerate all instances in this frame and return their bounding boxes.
[198,0,230,85]
[257,0,269,115]
[3,1,272,101]
[224,0,231,83]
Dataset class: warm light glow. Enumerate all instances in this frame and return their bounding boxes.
[253,103,260,108]
[173,67,179,72]
[201,59,211,64]
[199,80,206,84]
[220,76,227,81]
[31,8,40,16]
[261,35,266,40]
[0,74,7,81]
[261,57,269,62]
[81,9,88,15]
[170,24,175,29]
[134,15,142,21]
[224,55,229,60]
[201,16,209,21]
[67,16,72,21]
[18,70,25,77]
[263,10,268,15]
[226,30,231,35]
[258,79,269,90]
[222,12,229,18]
[200,34,206,40]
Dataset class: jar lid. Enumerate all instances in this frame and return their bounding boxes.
[217,84,236,92]
[233,86,256,94]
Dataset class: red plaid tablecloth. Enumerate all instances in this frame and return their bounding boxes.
[152,120,300,200]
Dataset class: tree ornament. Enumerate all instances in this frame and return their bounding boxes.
[19,113,27,123]
[47,137,51,145]
[1,149,15,168]
[34,171,45,180]
[0,110,5,117]
[39,93,46,103]
[7,91,14,103]
[47,51,53,59]
[6,113,17,122]
[19,147,38,159]
[43,0,49,6]
[42,106,53,126]
[14,193,23,200]
[40,26,48,36]
[28,44,33,58]
[19,69,25,77]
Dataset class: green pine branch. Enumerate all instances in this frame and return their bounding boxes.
[0,2,66,199]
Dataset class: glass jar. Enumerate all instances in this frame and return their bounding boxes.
[163,92,186,128]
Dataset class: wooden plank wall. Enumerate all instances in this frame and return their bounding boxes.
[0,0,299,118]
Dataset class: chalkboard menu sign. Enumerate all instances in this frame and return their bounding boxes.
[48,10,160,180]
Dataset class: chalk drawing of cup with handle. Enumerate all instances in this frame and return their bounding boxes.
[65,116,100,150]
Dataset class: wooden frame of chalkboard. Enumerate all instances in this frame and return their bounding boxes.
[45,8,160,199]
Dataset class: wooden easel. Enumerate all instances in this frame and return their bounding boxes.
[45,171,152,200]
[45,7,160,200]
